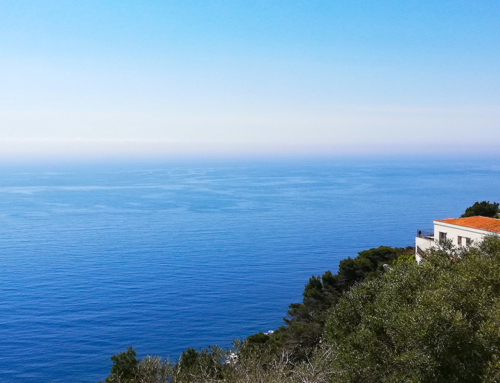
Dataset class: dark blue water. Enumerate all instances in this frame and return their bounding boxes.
[0,157,498,382]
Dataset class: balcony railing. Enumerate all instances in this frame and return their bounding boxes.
[417,229,433,238]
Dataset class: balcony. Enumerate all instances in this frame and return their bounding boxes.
[415,229,434,263]
[417,229,433,238]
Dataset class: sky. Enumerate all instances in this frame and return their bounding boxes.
[1,0,499,160]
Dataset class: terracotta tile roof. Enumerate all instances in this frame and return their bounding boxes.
[435,216,500,234]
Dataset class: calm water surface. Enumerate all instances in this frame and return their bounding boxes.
[0,157,498,382]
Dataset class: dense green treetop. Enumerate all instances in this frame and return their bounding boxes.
[324,235,500,383]
[461,201,499,218]
[102,347,139,383]
[245,245,413,361]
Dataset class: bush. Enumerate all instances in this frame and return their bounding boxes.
[461,201,499,218]
[103,347,139,383]
[324,235,500,383]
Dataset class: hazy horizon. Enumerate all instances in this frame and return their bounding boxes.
[1,1,499,159]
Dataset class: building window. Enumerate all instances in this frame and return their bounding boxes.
[439,232,447,243]
[466,237,471,246]
[458,236,462,246]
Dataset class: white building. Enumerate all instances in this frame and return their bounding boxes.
[415,216,500,263]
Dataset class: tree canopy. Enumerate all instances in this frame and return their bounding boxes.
[461,201,499,218]
[103,346,139,383]
[324,235,500,383]
[100,228,500,383]
[244,246,413,361]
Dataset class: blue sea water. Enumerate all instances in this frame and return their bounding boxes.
[0,157,498,383]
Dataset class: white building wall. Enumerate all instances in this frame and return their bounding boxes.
[415,236,434,263]
[415,221,497,263]
[433,221,491,247]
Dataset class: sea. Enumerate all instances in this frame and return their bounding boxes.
[0,156,498,383]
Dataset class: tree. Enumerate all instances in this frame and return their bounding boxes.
[134,356,173,383]
[104,347,139,383]
[174,346,224,382]
[324,236,500,383]
[244,246,414,362]
[461,201,499,217]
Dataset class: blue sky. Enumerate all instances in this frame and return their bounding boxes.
[1,1,499,159]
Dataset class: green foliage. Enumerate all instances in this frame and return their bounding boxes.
[99,201,500,383]
[461,201,499,217]
[174,346,225,382]
[246,332,270,344]
[100,246,413,382]
[392,252,416,266]
[104,347,139,383]
[135,356,173,383]
[178,347,199,371]
[239,246,413,363]
[101,237,500,383]
[240,331,287,366]
[324,235,500,383]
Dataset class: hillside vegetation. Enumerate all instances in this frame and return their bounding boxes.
[101,202,500,382]
[102,235,500,383]
[324,235,500,382]
[101,245,412,383]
